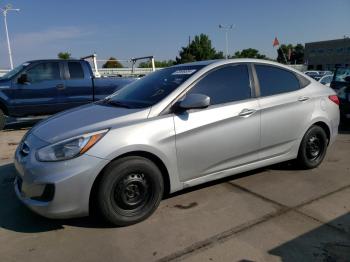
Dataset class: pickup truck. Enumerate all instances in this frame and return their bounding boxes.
[0,59,136,130]
[330,66,350,122]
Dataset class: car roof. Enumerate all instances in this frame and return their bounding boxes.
[173,58,308,76]
[171,60,219,67]
[25,59,83,63]
[173,58,295,68]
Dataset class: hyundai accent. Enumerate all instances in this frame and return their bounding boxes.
[14,59,340,226]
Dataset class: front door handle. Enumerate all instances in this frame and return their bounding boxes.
[298,96,310,102]
[238,108,256,117]
[56,84,65,90]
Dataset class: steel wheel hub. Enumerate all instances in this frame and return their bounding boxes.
[306,135,321,160]
[114,173,149,210]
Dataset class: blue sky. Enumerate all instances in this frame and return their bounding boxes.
[0,0,349,68]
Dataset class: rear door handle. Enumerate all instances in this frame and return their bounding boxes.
[56,84,65,90]
[238,108,256,117]
[298,96,310,102]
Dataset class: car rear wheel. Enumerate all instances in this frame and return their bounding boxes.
[297,125,328,169]
[97,156,164,226]
[0,109,5,131]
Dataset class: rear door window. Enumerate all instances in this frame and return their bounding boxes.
[68,62,84,79]
[26,62,61,83]
[255,65,300,96]
[187,64,251,105]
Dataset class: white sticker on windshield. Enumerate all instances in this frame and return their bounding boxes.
[172,69,197,75]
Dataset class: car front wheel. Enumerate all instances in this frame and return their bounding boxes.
[97,156,164,226]
[297,125,328,169]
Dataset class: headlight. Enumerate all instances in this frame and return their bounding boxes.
[36,129,108,162]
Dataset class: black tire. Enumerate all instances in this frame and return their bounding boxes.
[97,156,164,226]
[297,125,328,169]
[0,108,5,131]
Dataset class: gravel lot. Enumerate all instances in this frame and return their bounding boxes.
[0,123,349,262]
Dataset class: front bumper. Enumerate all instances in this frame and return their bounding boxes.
[14,134,109,219]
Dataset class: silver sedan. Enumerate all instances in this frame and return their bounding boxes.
[14,59,340,226]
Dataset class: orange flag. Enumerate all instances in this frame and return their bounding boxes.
[273,37,280,47]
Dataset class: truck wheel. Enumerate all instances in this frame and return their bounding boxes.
[0,109,5,131]
[97,156,164,226]
[297,125,328,169]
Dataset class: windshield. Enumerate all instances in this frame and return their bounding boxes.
[0,62,31,80]
[335,68,350,82]
[104,65,205,108]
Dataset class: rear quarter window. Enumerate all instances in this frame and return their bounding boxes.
[255,65,301,96]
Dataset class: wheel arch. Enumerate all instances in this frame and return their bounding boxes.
[312,121,331,144]
[296,119,332,157]
[89,150,171,213]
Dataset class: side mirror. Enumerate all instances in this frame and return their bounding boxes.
[17,74,29,85]
[178,93,210,110]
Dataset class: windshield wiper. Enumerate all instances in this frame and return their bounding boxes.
[103,99,132,108]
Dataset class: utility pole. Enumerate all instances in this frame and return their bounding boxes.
[1,4,20,69]
[219,24,234,59]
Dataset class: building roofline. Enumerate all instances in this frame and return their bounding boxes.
[306,38,350,45]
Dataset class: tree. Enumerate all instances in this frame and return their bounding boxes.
[277,44,292,64]
[139,60,175,68]
[292,44,305,64]
[277,44,304,64]
[58,52,71,59]
[102,57,123,68]
[231,48,267,59]
[176,34,224,64]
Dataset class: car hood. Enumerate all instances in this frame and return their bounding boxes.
[0,78,11,86]
[31,103,151,144]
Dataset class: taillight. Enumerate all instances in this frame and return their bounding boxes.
[328,95,339,105]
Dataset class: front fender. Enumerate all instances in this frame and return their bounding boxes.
[87,144,183,194]
[0,97,9,115]
[0,82,12,114]
[85,115,183,193]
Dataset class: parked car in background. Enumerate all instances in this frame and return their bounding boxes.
[319,74,333,87]
[331,66,350,122]
[0,59,136,130]
[14,59,339,226]
[304,70,321,80]
[305,71,333,81]
[318,71,333,77]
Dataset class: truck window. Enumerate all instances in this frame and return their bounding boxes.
[26,62,60,83]
[68,62,84,79]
